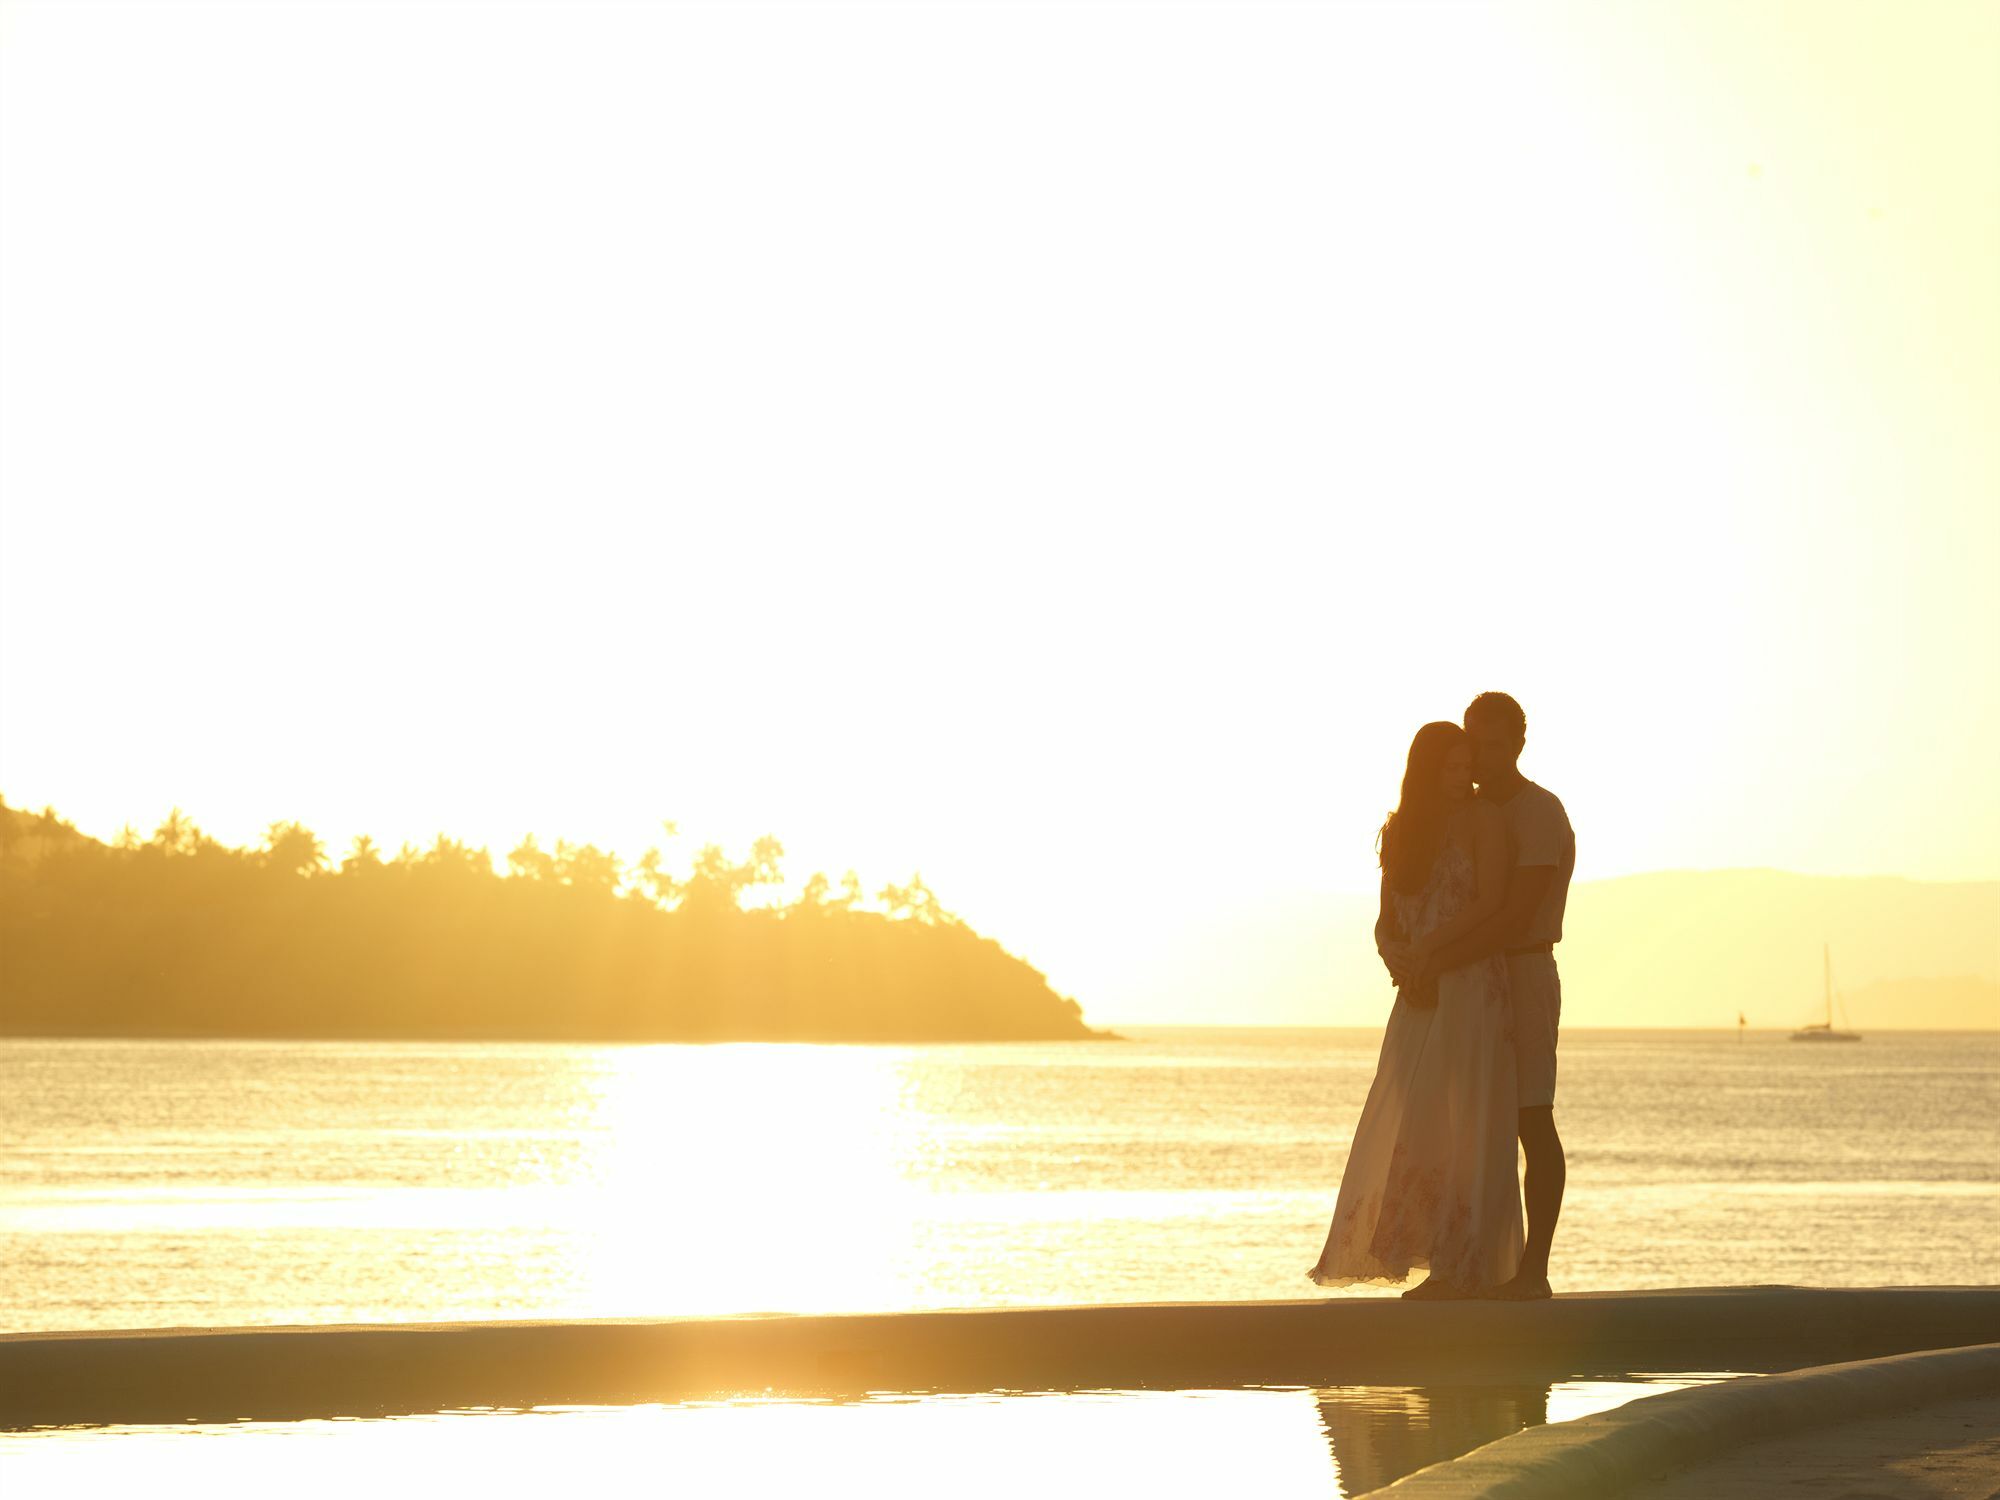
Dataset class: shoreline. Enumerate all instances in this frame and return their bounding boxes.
[6,1286,1999,1429]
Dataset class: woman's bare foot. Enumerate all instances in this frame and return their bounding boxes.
[1401,1275,1472,1301]
[1488,1270,1553,1301]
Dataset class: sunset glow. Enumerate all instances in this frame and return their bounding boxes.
[2,1,1994,1028]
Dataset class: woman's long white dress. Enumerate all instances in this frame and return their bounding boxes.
[1309,842,1523,1289]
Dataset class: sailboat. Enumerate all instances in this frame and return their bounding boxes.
[1791,943,1861,1042]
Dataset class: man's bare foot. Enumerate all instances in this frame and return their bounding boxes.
[1488,1271,1553,1301]
[1401,1275,1471,1301]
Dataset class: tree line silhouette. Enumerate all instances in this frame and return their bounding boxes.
[0,797,1108,1043]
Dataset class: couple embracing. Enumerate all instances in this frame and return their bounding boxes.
[1309,692,1576,1301]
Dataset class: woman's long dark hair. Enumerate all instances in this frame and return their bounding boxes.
[1378,721,1467,894]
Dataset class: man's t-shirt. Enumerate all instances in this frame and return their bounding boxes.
[1492,780,1575,946]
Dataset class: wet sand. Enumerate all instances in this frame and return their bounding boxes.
[1372,1338,2000,1498]
[1621,1391,2000,1500]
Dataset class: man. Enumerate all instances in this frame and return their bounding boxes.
[1385,691,1575,1300]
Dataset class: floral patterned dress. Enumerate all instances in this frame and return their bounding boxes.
[1308,841,1523,1290]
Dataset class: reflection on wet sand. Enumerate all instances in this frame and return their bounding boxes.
[1316,1383,1550,1495]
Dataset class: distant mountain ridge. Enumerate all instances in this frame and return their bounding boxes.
[1098,868,2000,1029]
[1558,868,1999,1029]
[1840,975,2000,1031]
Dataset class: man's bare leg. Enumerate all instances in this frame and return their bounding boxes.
[1494,1106,1563,1300]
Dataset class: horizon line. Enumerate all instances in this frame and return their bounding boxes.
[1090,1023,2000,1035]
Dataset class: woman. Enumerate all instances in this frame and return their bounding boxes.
[1308,721,1522,1298]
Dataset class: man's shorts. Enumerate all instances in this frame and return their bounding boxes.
[1507,951,1562,1109]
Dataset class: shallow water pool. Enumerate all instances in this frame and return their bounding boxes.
[4,1375,1735,1497]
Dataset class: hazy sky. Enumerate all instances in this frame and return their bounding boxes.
[3,1,1995,1014]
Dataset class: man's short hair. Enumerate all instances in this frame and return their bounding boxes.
[1465,691,1527,741]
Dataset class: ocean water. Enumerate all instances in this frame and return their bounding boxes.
[2,1028,1996,1332]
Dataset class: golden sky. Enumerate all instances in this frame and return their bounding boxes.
[2,1,1995,1017]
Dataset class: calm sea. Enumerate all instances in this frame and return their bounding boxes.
[3,1028,1996,1333]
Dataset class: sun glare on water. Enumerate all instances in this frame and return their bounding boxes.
[566,1045,926,1316]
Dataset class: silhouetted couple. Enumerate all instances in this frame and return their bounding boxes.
[1309,692,1576,1301]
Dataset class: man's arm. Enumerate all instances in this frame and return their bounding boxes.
[1421,863,1555,977]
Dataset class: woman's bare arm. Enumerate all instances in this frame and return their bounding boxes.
[1375,866,1406,981]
